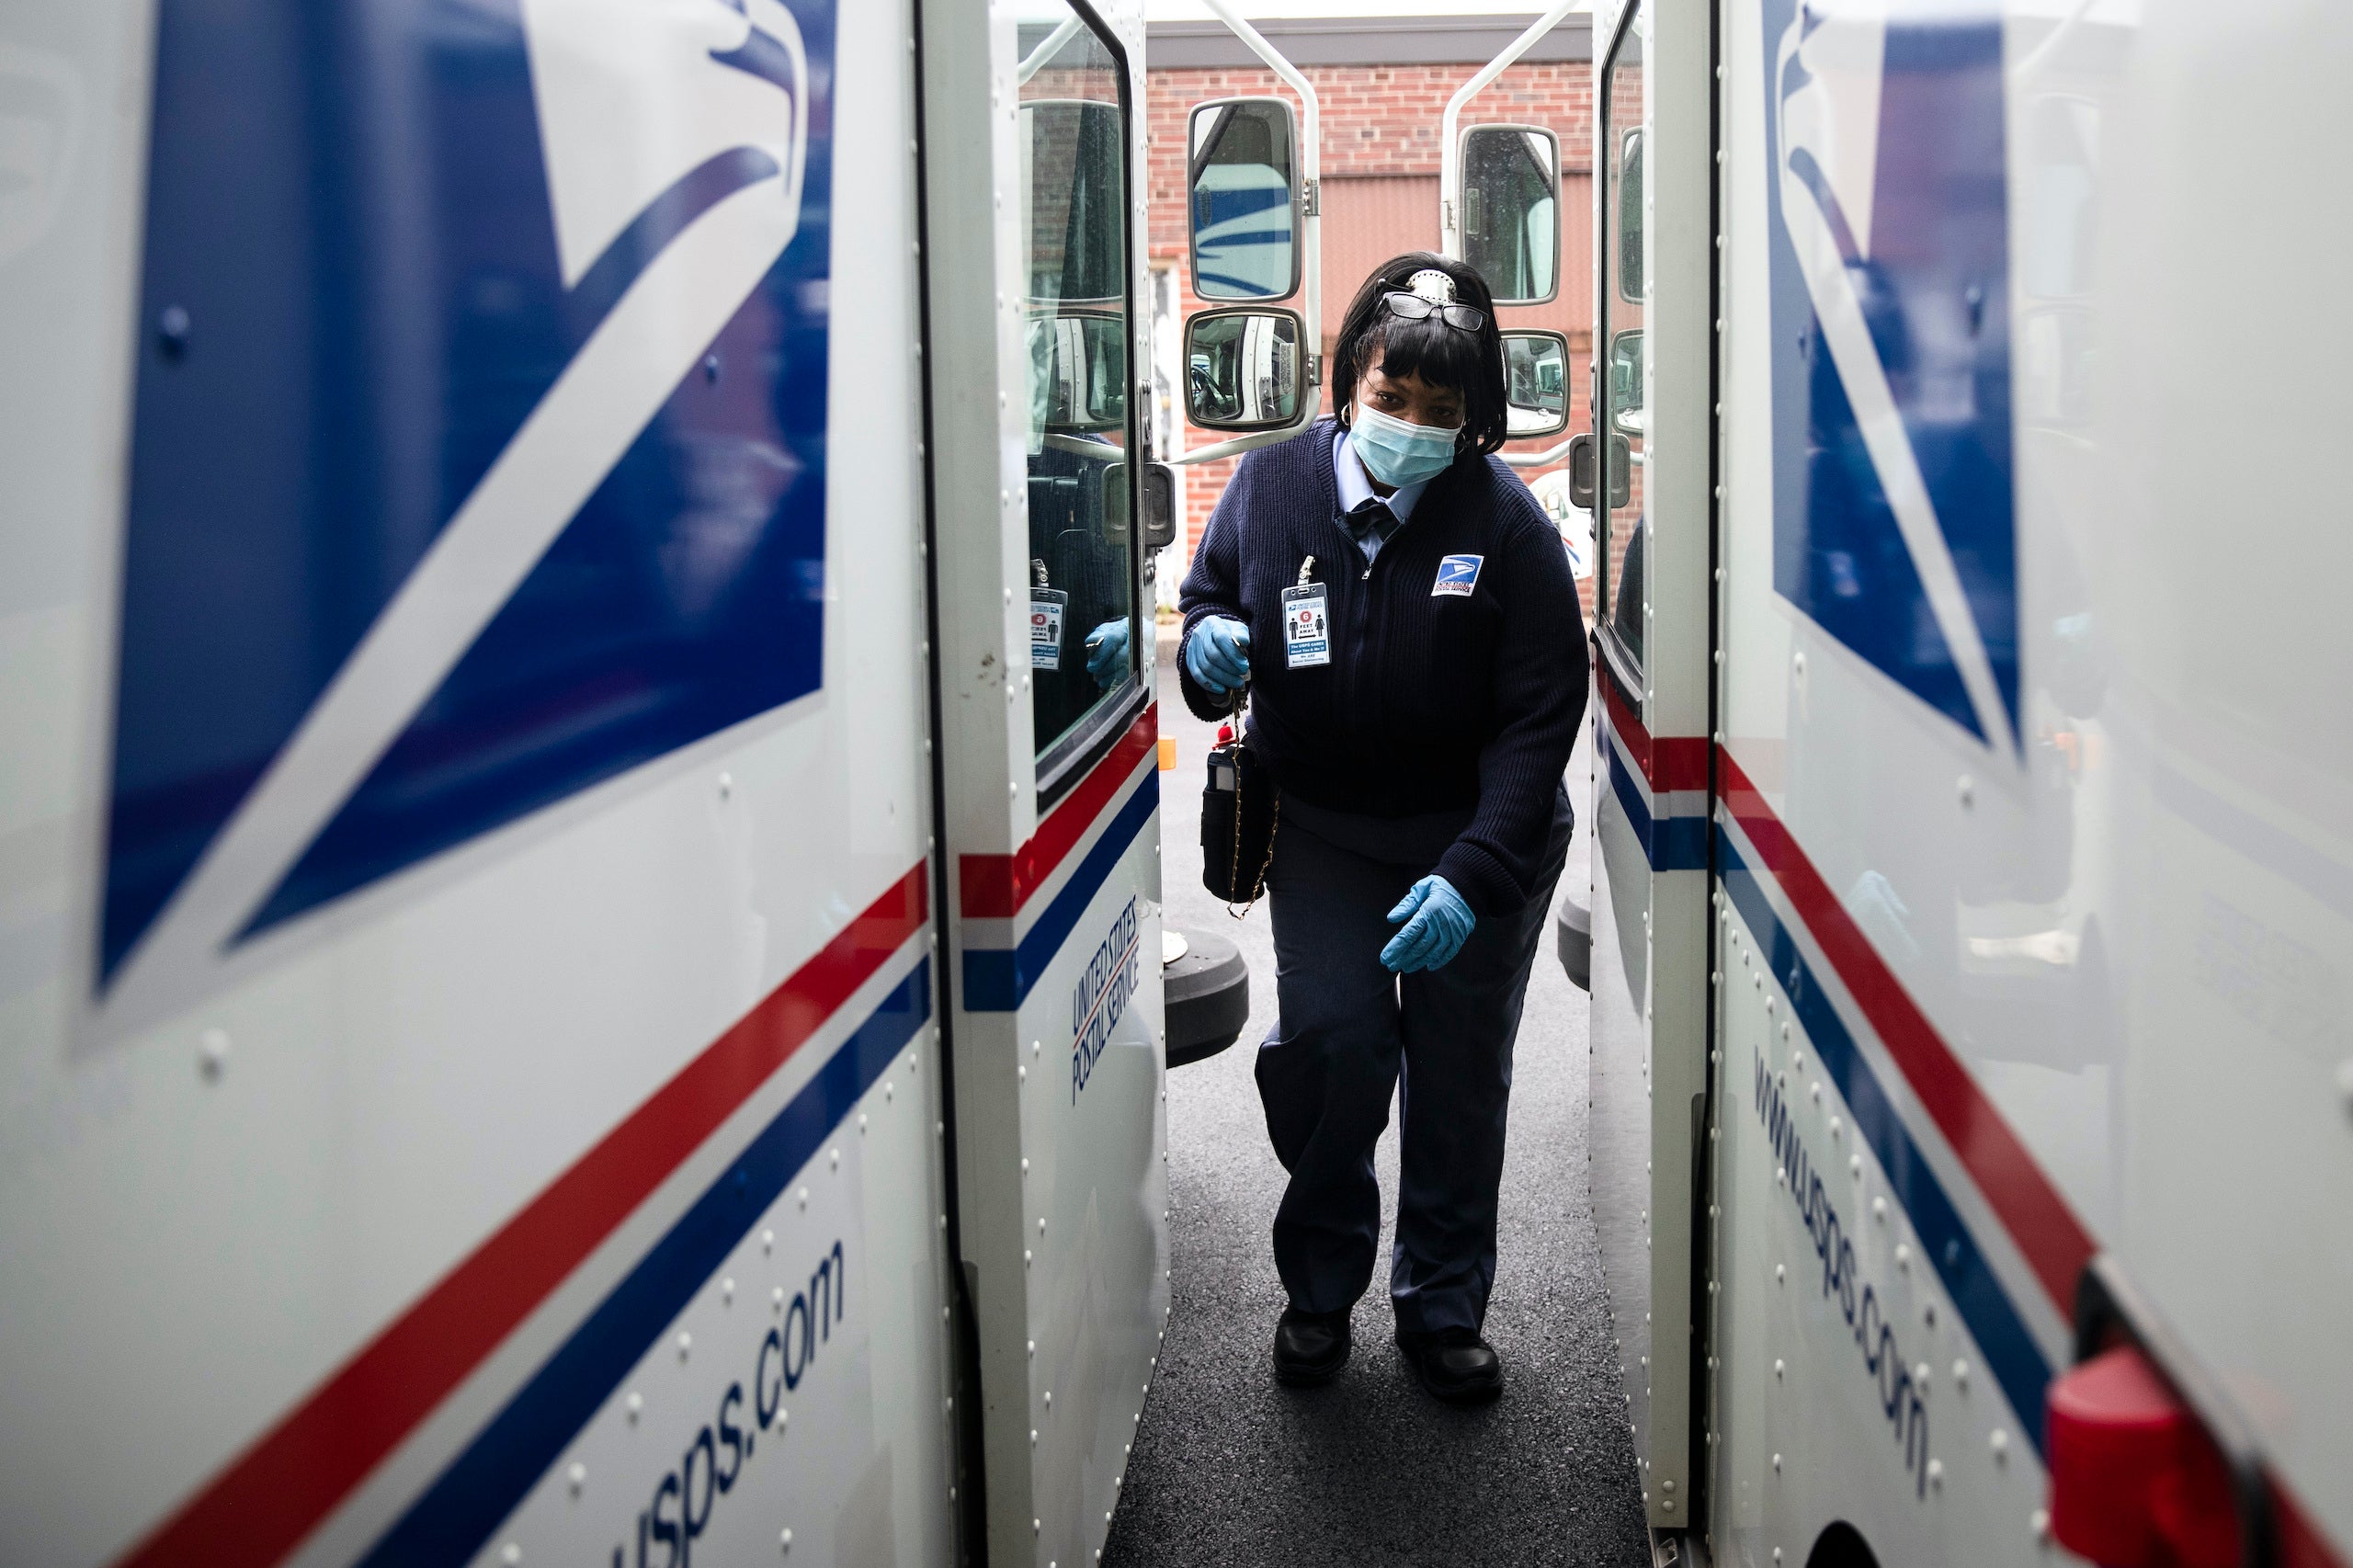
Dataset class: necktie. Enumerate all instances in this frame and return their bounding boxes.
[1344,499,1402,549]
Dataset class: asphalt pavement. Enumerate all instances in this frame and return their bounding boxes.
[1100,624,1650,1568]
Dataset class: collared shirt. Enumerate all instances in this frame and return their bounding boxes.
[1334,428,1433,563]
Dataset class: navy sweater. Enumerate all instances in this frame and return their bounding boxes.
[1177,419,1589,917]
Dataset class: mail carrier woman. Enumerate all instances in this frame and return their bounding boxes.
[1176,253,1590,1402]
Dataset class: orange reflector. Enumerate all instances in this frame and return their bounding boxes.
[1157,738,1176,770]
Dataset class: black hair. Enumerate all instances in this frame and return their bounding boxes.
[1330,252,1509,459]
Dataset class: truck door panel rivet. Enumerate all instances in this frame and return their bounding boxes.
[157,303,195,359]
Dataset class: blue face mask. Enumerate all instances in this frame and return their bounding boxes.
[1350,403,1462,488]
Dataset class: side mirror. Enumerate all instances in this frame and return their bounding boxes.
[1608,328,1645,437]
[1502,330,1571,438]
[1028,310,1127,433]
[1184,308,1305,432]
[1461,124,1560,306]
[1188,98,1301,301]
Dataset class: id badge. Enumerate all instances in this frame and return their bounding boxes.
[1281,583,1331,669]
[1029,589,1068,669]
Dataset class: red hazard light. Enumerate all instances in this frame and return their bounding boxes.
[2046,1344,2239,1568]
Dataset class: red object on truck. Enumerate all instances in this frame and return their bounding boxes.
[2046,1344,2239,1568]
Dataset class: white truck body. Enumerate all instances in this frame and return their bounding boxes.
[1585,0,2353,1562]
[0,0,1165,1562]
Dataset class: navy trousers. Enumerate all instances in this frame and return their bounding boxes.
[1256,785,1573,1335]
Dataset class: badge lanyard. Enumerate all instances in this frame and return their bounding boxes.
[1280,554,1330,670]
[1029,559,1067,671]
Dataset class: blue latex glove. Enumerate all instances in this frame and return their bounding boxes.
[1381,875,1476,973]
[1085,619,1129,687]
[1185,616,1253,698]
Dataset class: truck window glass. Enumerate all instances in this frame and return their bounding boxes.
[1018,7,1140,785]
[1597,6,1649,674]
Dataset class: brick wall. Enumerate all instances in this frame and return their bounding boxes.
[1149,61,1600,617]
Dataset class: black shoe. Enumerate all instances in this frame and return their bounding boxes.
[1273,1307,1352,1385]
[1395,1325,1504,1403]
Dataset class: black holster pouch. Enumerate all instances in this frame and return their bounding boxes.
[1201,727,1279,904]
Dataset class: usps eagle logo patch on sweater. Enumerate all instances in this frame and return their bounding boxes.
[1432,554,1483,597]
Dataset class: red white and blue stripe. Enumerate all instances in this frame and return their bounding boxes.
[112,869,933,1568]
[1595,656,1709,873]
[1598,654,2088,1446]
[959,709,1161,1013]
